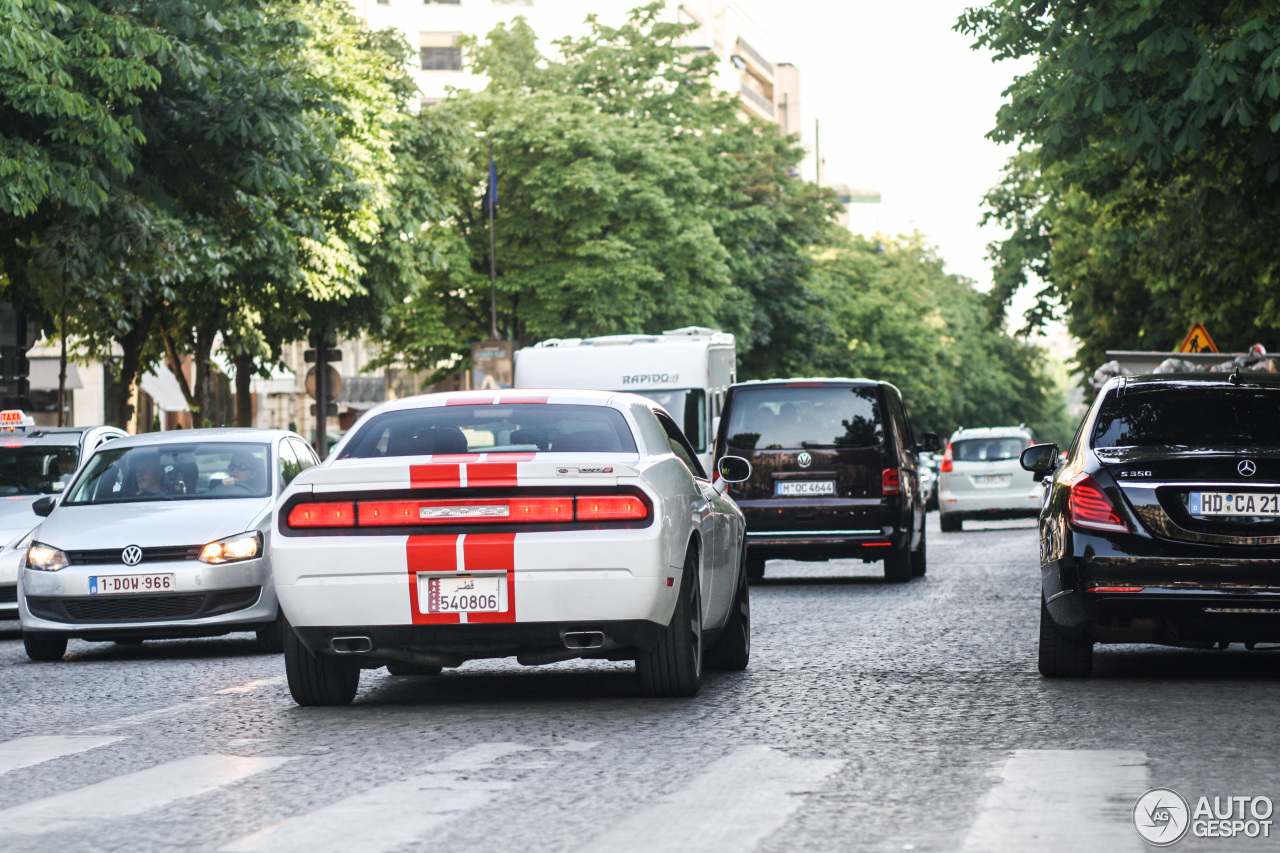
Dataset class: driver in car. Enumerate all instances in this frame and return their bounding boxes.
[133,454,168,497]
[218,453,264,493]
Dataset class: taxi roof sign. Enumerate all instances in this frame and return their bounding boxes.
[0,410,35,432]
[1178,323,1218,354]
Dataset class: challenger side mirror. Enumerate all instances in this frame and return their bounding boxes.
[714,455,752,494]
[32,496,57,517]
[1020,443,1060,476]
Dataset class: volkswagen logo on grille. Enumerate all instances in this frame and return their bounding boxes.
[797,452,812,468]
[121,545,143,566]
[1239,459,1258,477]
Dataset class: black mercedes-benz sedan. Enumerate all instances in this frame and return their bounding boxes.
[1022,373,1280,677]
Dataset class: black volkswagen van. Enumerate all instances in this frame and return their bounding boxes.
[713,379,933,581]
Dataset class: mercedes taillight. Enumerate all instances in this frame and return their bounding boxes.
[1066,474,1131,533]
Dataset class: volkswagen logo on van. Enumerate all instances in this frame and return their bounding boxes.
[797,452,812,468]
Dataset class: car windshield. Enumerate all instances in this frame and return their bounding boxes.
[616,389,706,452]
[64,442,272,504]
[725,386,882,450]
[952,437,1028,462]
[339,404,638,458]
[1093,387,1280,448]
[0,445,80,496]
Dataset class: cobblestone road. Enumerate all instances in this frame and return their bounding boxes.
[2,516,1278,852]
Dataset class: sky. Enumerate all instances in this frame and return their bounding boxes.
[747,0,1025,292]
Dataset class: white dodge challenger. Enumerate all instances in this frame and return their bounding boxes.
[274,390,752,705]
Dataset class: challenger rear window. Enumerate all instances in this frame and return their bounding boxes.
[1092,387,1280,448]
[724,386,882,450]
[339,405,638,458]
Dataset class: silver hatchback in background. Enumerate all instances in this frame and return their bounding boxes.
[937,426,1041,531]
[18,429,318,660]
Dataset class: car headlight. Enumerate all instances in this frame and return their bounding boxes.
[199,532,262,564]
[26,542,69,572]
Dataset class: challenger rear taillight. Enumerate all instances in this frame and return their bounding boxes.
[576,495,648,520]
[287,494,648,528]
[940,443,953,472]
[288,502,355,528]
[882,468,901,496]
[359,498,573,526]
[1066,474,1131,533]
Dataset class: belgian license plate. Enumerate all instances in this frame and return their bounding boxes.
[973,475,1012,488]
[776,481,836,497]
[422,574,507,613]
[89,574,175,595]
[1190,492,1280,517]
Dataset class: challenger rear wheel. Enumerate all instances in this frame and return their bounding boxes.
[705,555,750,671]
[1038,597,1093,677]
[284,619,360,706]
[637,549,703,697]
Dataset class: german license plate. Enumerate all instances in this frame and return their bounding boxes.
[973,475,1012,488]
[89,574,175,595]
[422,574,507,613]
[775,481,836,497]
[1190,492,1280,517]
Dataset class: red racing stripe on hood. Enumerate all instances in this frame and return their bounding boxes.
[410,464,461,489]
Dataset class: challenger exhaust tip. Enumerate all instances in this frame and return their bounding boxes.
[330,636,374,654]
[562,631,606,650]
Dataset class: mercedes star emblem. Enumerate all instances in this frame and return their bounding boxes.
[797,452,812,468]
[1239,459,1257,477]
[121,545,143,566]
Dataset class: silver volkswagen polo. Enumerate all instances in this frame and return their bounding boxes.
[18,428,318,661]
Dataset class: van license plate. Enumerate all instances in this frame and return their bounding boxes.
[422,574,507,613]
[776,481,835,497]
[1190,492,1280,517]
[89,574,175,595]
[973,475,1012,488]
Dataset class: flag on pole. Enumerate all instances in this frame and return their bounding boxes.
[485,155,498,218]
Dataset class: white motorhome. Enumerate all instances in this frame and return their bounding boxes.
[514,327,736,474]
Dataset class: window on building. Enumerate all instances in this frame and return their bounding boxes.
[420,33,462,71]
[492,0,533,5]
[423,0,461,5]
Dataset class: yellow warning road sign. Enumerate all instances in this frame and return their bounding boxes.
[1178,323,1218,354]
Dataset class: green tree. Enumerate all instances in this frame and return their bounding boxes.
[960,1,1280,359]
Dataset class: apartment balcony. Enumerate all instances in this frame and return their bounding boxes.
[739,82,776,119]
[734,37,774,79]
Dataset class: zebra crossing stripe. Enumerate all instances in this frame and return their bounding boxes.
[0,754,293,837]
[575,746,843,853]
[960,749,1148,852]
[0,736,126,776]
[222,742,584,853]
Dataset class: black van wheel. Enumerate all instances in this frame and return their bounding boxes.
[637,550,703,697]
[883,543,912,583]
[940,513,962,532]
[1038,597,1093,677]
[910,525,927,577]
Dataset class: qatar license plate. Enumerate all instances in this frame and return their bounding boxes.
[973,475,1012,488]
[1190,492,1280,517]
[89,574,175,595]
[776,481,835,497]
[422,574,507,613]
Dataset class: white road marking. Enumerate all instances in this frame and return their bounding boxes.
[222,741,594,853]
[961,749,1148,853]
[575,746,843,853]
[216,677,285,695]
[0,736,126,776]
[0,754,293,837]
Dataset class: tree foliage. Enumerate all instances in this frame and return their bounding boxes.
[960,1,1280,362]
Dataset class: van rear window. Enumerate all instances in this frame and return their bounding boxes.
[725,386,882,450]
